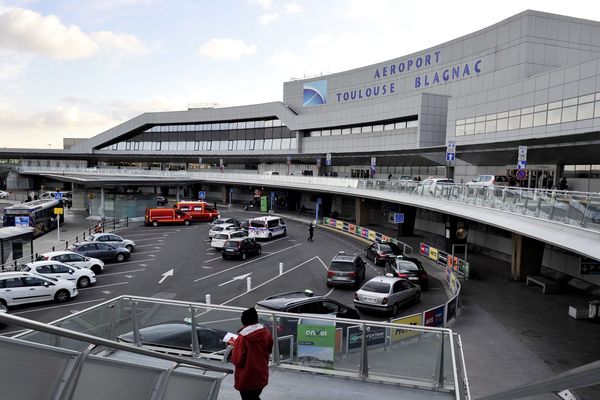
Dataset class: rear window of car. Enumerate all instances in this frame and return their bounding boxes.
[361,281,390,293]
[394,260,419,271]
[495,176,508,182]
[224,241,239,248]
[214,234,228,240]
[329,261,355,271]
[212,226,223,232]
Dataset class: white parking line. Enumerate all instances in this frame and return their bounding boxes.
[193,243,302,283]
[80,282,129,291]
[134,249,162,255]
[133,237,168,242]
[135,243,163,248]
[98,268,146,277]
[119,232,175,237]
[202,237,290,263]
[13,298,107,315]
[110,258,156,266]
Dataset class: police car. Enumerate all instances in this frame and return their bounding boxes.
[248,216,286,240]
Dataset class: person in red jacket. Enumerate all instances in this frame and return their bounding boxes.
[231,307,273,400]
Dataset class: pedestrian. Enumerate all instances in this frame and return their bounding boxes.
[388,173,392,180]
[214,200,218,210]
[558,177,568,191]
[231,307,273,400]
[308,223,314,241]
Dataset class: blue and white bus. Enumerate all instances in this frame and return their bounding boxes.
[2,199,64,237]
[248,216,286,240]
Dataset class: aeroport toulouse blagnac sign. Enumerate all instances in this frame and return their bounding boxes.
[302,50,482,106]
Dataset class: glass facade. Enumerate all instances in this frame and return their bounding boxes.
[308,116,418,137]
[455,93,600,136]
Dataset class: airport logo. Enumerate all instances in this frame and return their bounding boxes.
[303,80,327,106]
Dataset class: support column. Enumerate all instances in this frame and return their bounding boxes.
[511,233,545,281]
[355,198,369,226]
[222,186,228,204]
[398,205,416,236]
[176,186,180,202]
[99,187,105,218]
[71,184,86,211]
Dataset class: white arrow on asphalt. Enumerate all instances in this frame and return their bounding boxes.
[158,269,174,284]
[219,273,252,287]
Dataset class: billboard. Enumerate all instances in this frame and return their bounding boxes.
[424,305,445,327]
[391,314,423,342]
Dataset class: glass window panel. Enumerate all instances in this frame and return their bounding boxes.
[116,142,124,150]
[485,120,496,133]
[177,141,185,150]
[265,120,273,128]
[255,139,263,150]
[384,123,394,131]
[256,120,265,128]
[156,142,162,151]
[246,121,255,129]
[548,100,562,109]
[562,105,577,122]
[248,140,255,150]
[185,141,193,150]
[263,139,272,150]
[273,119,282,127]
[475,116,486,123]
[238,140,246,150]
[522,107,534,114]
[237,122,245,129]
[533,111,547,126]
[563,97,577,107]
[520,113,533,128]
[205,141,212,151]
[322,130,331,136]
[485,113,497,121]
[465,123,475,135]
[332,129,341,135]
[509,109,521,117]
[455,125,465,136]
[407,120,418,128]
[361,126,372,133]
[475,122,485,134]
[577,102,594,120]
[579,94,595,104]
[497,112,508,119]
[508,116,520,129]
[576,165,590,171]
[272,138,281,150]
[209,123,217,130]
[220,140,228,150]
[395,122,407,129]
[290,138,297,149]
[281,138,291,149]
[547,109,562,124]
[228,140,234,151]
[596,93,600,101]
[351,127,361,134]
[134,142,140,150]
[595,101,600,118]
[497,117,508,130]
[534,104,547,112]
[456,119,465,125]
[373,125,384,132]
[194,141,199,151]
[564,165,575,172]
[227,122,235,130]
[311,131,321,137]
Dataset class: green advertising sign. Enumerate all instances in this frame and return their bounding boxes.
[297,324,336,347]
[260,196,268,212]
[297,322,336,368]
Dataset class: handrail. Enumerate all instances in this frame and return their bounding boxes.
[476,359,600,400]
[0,312,233,374]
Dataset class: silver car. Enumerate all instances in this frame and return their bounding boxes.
[353,275,421,317]
[88,233,136,252]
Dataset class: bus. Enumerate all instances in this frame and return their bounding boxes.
[2,199,64,237]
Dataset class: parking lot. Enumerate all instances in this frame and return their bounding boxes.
[0,209,447,335]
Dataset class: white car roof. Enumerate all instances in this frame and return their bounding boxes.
[363,276,402,285]
[41,250,79,257]
[27,260,67,266]
[212,223,236,228]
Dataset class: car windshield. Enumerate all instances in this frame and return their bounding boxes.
[224,241,239,248]
[380,243,400,253]
[329,261,355,271]
[394,260,419,271]
[361,281,390,293]
[212,226,223,232]
[214,233,228,240]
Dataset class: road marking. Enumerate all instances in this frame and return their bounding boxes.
[99,268,146,277]
[134,249,162,255]
[149,254,156,257]
[112,258,156,266]
[202,266,213,269]
[158,269,174,284]
[193,243,302,283]
[134,243,163,248]
[204,255,223,262]
[13,298,107,315]
[218,273,252,287]
[80,282,129,290]
[120,232,176,237]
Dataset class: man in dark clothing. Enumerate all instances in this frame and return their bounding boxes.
[558,177,568,191]
[308,223,314,241]
[231,307,273,400]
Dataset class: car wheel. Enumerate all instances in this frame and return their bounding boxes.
[55,289,70,303]
[283,229,287,237]
[91,265,102,274]
[152,221,158,227]
[77,276,90,289]
[125,244,133,252]
[414,291,421,304]
[391,303,399,317]
[241,252,247,260]
[268,233,272,240]
[116,253,126,262]
[184,220,190,226]
[222,254,227,260]
[257,247,262,255]
[0,299,7,308]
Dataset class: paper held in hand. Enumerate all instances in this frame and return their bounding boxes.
[222,332,239,345]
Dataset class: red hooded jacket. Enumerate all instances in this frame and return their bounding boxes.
[231,323,273,391]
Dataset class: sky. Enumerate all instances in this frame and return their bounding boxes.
[1,0,599,149]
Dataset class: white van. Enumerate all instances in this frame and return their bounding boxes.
[248,216,286,240]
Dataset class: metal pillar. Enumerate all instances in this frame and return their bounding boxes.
[99,187,105,218]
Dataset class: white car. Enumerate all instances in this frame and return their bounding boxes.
[465,175,509,187]
[88,232,136,252]
[0,190,9,199]
[38,251,104,274]
[0,271,78,306]
[418,177,455,193]
[20,261,96,289]
[353,275,421,317]
[208,223,239,238]
[211,230,247,251]
[248,216,287,240]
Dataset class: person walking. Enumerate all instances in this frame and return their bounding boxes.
[308,223,314,242]
[231,307,273,400]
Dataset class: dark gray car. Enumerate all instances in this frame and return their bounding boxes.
[68,242,130,263]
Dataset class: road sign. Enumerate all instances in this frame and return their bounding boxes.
[446,153,455,161]
[516,169,528,180]
[518,145,527,160]
[517,160,527,169]
[447,141,456,150]
[54,208,63,215]
[198,191,206,199]
[54,192,63,200]
[316,158,321,167]
[394,213,405,224]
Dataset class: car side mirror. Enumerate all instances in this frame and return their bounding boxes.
[69,271,74,275]
[43,282,49,287]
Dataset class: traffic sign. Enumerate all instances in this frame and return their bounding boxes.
[15,216,29,227]
[517,160,527,169]
[516,169,528,180]
[394,213,405,224]
[198,191,206,199]
[54,192,63,200]
[446,153,455,161]
[326,153,332,166]
[54,208,63,215]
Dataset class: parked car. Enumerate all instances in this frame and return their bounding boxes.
[222,237,262,260]
[418,177,455,194]
[0,190,9,199]
[354,276,421,317]
[68,242,131,263]
[145,207,192,226]
[211,230,247,251]
[210,217,240,228]
[37,251,104,274]
[239,219,250,233]
[365,241,403,265]
[384,256,429,289]
[174,201,219,222]
[327,251,366,288]
[466,175,509,187]
[19,260,96,289]
[118,321,228,357]
[208,223,239,238]
[397,175,414,181]
[0,271,78,306]
[87,232,136,252]
[156,195,168,206]
[248,216,286,240]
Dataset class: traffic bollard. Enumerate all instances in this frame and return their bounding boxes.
[205,294,211,304]
[247,277,252,292]
[279,262,283,275]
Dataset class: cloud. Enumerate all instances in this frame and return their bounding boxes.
[250,0,274,10]
[0,7,148,59]
[252,1,300,25]
[199,38,257,61]
[282,3,300,14]
[258,13,279,26]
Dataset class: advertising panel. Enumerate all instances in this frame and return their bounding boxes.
[361,228,369,239]
[423,305,445,328]
[437,250,448,266]
[336,220,344,230]
[446,297,457,323]
[391,314,423,342]
[449,273,458,295]
[348,224,356,234]
[330,218,337,227]
[323,217,330,225]
[368,230,377,241]
[297,322,335,368]
[428,247,439,261]
[15,216,30,227]
[342,222,348,232]
[347,325,386,351]
[260,196,268,212]
[381,235,389,242]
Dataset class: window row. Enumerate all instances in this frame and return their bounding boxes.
[308,119,418,137]
[455,93,600,136]
[145,119,284,133]
[106,138,298,152]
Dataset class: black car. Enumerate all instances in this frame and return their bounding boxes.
[67,242,131,263]
[385,256,429,289]
[156,195,168,206]
[118,322,228,356]
[365,241,403,265]
[222,237,262,260]
[327,251,366,288]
